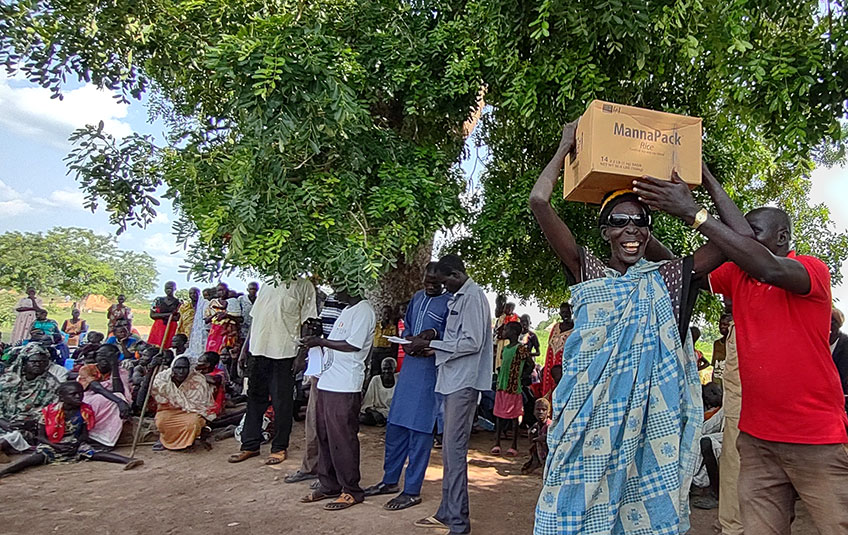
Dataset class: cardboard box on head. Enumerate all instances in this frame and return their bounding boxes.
[563,100,702,204]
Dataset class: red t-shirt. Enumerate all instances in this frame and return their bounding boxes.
[710,253,848,444]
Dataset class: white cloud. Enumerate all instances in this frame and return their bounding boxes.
[0,179,33,218]
[144,232,176,253]
[0,199,33,218]
[151,211,170,225]
[0,72,133,150]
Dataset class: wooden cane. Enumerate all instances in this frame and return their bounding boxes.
[130,312,175,457]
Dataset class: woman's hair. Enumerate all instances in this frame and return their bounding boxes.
[598,190,650,228]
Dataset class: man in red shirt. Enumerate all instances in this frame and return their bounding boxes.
[635,173,848,535]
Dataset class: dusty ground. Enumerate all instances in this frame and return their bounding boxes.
[1,422,819,534]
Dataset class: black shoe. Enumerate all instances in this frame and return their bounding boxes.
[364,482,400,497]
[284,470,318,484]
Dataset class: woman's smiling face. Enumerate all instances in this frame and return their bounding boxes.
[602,201,651,268]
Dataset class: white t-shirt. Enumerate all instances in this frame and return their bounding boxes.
[317,300,376,393]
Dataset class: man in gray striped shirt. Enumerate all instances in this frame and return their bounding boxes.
[408,254,493,534]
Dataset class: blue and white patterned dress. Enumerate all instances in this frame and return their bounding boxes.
[535,256,701,535]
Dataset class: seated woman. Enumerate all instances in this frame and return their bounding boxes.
[360,357,398,426]
[0,382,143,478]
[150,356,216,451]
[61,309,88,348]
[32,309,70,365]
[0,344,59,459]
[529,122,750,533]
[77,345,132,448]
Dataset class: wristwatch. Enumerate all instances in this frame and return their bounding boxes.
[691,207,709,230]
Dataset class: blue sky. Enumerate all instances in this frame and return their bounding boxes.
[1,70,847,323]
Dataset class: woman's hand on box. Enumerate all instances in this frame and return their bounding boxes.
[558,120,579,154]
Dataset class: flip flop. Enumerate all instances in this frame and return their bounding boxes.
[489,446,501,455]
[384,494,422,511]
[152,441,165,452]
[264,451,287,465]
[324,492,360,511]
[228,450,259,463]
[414,516,449,529]
[123,459,144,471]
[505,448,519,457]
[300,489,341,503]
[364,482,400,496]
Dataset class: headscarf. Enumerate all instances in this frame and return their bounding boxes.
[0,343,59,424]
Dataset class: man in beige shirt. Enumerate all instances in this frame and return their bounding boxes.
[719,320,743,535]
[229,278,316,465]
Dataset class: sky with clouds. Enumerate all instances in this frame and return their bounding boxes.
[1,70,847,325]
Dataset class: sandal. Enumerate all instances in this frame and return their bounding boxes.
[152,441,165,452]
[414,516,449,529]
[384,494,422,511]
[324,492,359,511]
[364,482,400,497]
[265,451,287,465]
[228,450,259,463]
[123,459,144,471]
[300,489,341,503]
[505,448,519,457]
[489,446,501,455]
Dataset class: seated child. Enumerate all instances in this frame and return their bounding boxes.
[0,382,143,478]
[71,331,104,367]
[522,398,552,474]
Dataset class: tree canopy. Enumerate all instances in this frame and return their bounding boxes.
[0,227,158,299]
[1,0,846,305]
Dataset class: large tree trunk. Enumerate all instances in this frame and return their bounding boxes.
[368,89,485,311]
[366,239,434,312]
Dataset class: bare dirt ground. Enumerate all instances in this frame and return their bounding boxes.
[1,422,819,534]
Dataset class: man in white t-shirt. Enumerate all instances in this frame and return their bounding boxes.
[301,294,376,510]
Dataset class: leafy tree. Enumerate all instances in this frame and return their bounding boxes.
[0,227,158,299]
[2,0,846,310]
[455,0,848,308]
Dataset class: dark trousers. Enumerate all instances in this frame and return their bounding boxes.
[317,389,364,502]
[435,387,478,534]
[382,422,433,496]
[240,356,295,453]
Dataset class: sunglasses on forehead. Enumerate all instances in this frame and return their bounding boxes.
[605,213,652,228]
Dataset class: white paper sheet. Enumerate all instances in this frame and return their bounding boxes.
[384,336,411,345]
[304,346,324,377]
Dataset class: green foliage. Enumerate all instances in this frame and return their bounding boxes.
[0,292,18,328]
[2,0,847,304]
[0,227,158,299]
[3,0,480,293]
[455,0,848,313]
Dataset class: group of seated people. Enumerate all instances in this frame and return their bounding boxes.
[0,318,243,477]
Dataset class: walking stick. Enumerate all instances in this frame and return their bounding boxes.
[130,312,175,458]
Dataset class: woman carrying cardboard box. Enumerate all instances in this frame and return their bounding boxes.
[529,121,750,535]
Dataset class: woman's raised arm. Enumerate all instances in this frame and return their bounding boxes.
[529,121,582,281]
